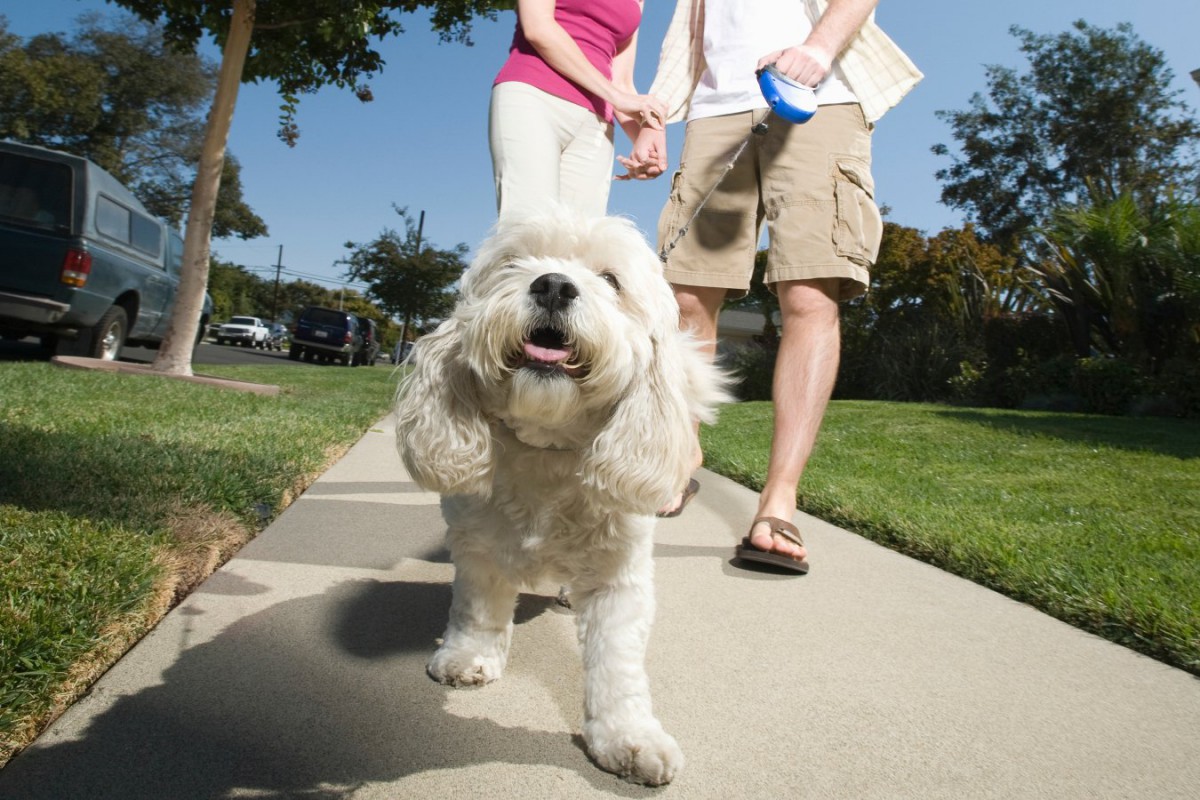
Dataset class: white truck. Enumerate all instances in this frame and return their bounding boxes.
[214,315,269,348]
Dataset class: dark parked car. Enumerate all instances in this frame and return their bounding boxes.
[0,140,212,360]
[353,315,380,366]
[288,306,361,365]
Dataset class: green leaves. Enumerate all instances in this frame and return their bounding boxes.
[934,20,1200,248]
[339,205,466,334]
[108,1,516,143]
[1032,194,1200,364]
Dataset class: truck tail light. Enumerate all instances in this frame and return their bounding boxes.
[60,248,93,288]
[344,331,353,344]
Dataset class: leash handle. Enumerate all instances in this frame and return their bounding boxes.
[756,65,818,124]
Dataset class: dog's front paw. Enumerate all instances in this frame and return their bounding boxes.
[426,645,505,687]
[584,720,684,786]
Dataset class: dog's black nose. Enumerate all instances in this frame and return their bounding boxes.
[530,272,579,313]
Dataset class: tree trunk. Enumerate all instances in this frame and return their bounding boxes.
[151,0,255,375]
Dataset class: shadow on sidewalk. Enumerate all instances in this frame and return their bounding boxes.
[0,579,656,799]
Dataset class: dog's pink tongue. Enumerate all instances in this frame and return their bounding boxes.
[524,341,571,363]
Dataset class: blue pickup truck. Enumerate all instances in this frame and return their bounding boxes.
[0,140,211,360]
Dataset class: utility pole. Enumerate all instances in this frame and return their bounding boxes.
[400,210,426,348]
[270,244,283,322]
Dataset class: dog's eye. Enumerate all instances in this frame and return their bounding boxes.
[600,272,621,292]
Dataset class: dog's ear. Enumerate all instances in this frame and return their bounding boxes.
[581,294,731,515]
[395,318,494,497]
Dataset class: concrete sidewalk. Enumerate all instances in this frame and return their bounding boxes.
[2,414,1198,799]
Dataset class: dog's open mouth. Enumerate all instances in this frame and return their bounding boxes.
[519,326,585,377]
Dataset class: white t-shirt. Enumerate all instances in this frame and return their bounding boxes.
[688,0,858,121]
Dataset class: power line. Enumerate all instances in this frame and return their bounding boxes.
[230,263,369,290]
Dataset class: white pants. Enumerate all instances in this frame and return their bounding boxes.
[489,81,615,220]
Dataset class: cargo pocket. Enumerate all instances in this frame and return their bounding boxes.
[657,169,686,258]
[832,157,883,267]
[668,167,685,205]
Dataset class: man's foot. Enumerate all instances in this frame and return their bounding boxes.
[736,516,809,573]
[656,478,700,518]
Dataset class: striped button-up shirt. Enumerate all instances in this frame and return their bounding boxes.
[648,0,923,124]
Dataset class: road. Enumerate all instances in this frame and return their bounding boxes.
[0,337,395,367]
[0,338,298,366]
[189,341,299,366]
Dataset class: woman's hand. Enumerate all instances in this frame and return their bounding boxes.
[615,126,667,181]
[611,90,666,131]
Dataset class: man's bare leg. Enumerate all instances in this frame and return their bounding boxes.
[747,278,841,562]
[658,284,725,515]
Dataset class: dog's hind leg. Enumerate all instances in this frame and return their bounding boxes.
[571,563,684,785]
[427,553,517,687]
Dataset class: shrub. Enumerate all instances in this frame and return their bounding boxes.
[1008,353,1079,411]
[1072,357,1143,415]
[724,343,776,401]
[837,317,972,402]
[983,313,1071,370]
[1142,357,1200,418]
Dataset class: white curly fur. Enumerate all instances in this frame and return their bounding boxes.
[395,210,731,785]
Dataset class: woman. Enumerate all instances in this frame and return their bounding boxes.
[490,0,666,219]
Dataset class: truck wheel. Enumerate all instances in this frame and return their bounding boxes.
[288,345,300,360]
[86,306,128,361]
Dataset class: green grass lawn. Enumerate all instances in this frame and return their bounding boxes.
[703,400,1200,674]
[0,362,399,765]
[1,364,1197,768]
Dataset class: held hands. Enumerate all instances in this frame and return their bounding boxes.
[614,43,837,183]
[615,126,666,181]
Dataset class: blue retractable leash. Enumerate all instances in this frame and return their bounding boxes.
[757,65,818,124]
[658,65,817,263]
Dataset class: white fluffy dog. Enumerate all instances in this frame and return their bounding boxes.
[394,211,729,785]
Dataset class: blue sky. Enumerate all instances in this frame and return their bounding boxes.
[5,1,1199,293]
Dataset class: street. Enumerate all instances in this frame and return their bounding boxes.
[0,338,305,366]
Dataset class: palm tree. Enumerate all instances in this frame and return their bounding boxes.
[1030,194,1199,369]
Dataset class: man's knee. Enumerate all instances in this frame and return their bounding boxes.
[777,278,841,321]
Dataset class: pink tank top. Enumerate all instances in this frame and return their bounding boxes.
[493,0,641,122]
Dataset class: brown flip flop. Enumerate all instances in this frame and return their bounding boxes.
[656,478,700,518]
[736,516,810,573]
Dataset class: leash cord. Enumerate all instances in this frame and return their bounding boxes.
[657,120,768,264]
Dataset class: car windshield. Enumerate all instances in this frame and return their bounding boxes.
[229,316,257,325]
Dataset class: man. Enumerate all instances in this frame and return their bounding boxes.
[620,0,921,571]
